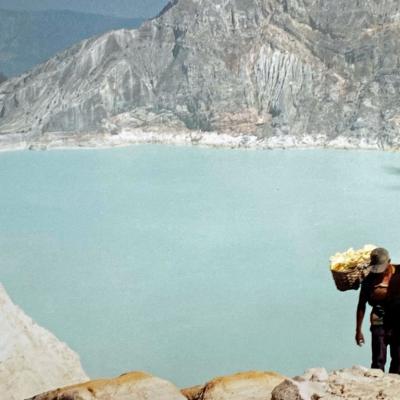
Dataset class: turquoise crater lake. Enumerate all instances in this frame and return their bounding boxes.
[1,145,400,386]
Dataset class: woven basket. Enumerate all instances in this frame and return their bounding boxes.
[331,263,370,291]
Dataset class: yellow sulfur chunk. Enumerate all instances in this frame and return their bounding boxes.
[330,244,377,271]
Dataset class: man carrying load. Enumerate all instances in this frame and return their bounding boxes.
[355,247,398,372]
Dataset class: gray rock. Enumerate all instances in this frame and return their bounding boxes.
[271,380,302,400]
[1,0,400,148]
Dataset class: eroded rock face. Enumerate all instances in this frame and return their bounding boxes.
[0,284,88,400]
[0,0,400,148]
[28,371,187,400]
[182,371,286,400]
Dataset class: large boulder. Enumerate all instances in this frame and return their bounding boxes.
[28,371,187,400]
[0,283,88,400]
[182,371,286,400]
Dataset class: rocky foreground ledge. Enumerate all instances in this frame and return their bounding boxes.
[28,367,400,400]
[2,283,400,400]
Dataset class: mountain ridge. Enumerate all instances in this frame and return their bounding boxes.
[1,0,400,149]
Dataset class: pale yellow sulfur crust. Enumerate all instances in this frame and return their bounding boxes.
[330,244,377,272]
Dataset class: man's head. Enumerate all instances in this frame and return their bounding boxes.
[369,247,391,273]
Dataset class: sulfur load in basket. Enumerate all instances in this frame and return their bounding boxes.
[330,245,377,291]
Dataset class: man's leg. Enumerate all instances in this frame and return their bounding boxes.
[389,327,400,374]
[371,325,387,371]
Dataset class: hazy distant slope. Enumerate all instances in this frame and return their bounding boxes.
[0,72,6,83]
[0,9,143,76]
[0,0,167,19]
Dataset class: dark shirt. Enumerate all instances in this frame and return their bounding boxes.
[387,265,400,303]
[360,265,395,325]
[386,265,400,330]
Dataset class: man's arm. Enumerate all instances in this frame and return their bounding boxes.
[356,285,368,346]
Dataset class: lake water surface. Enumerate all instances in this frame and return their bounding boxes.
[1,145,400,386]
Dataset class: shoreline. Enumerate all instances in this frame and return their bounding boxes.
[0,129,399,153]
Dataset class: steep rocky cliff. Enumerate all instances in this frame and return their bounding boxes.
[1,0,400,149]
[0,284,88,400]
